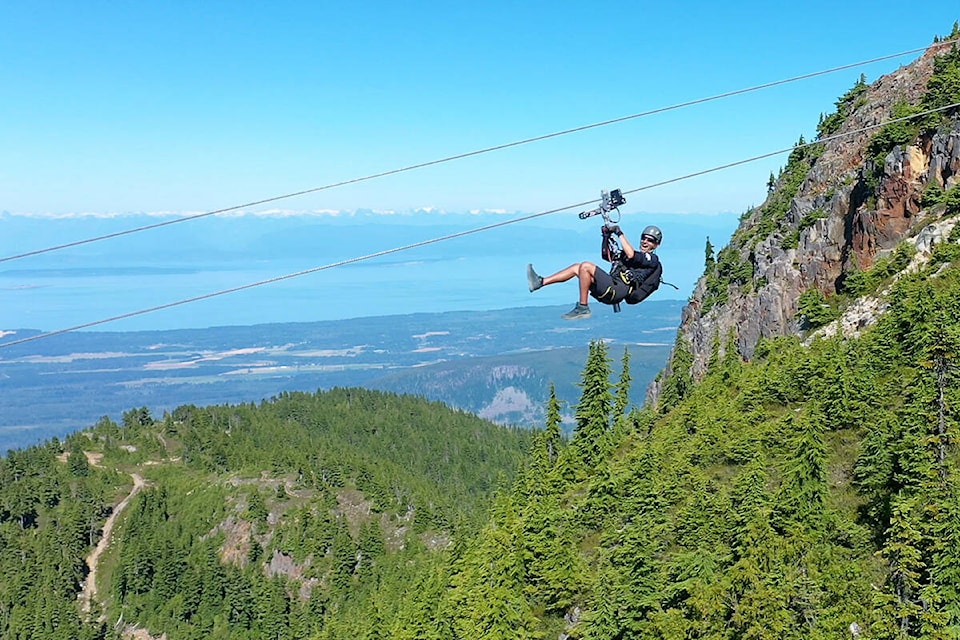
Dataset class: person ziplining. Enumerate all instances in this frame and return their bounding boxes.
[526,189,668,320]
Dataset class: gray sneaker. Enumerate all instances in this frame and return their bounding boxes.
[527,264,543,292]
[561,303,591,320]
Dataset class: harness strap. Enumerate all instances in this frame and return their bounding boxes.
[596,285,619,302]
[595,285,623,312]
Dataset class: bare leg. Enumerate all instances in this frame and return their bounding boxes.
[541,262,596,305]
[576,262,597,305]
[541,263,582,285]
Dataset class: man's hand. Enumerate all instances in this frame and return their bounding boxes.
[606,224,622,236]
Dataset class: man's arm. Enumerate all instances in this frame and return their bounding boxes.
[632,249,660,269]
[616,230,636,260]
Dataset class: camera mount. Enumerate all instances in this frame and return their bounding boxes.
[578,188,625,223]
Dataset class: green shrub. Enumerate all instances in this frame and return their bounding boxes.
[950,221,960,243]
[817,74,868,138]
[780,209,827,250]
[922,182,945,208]
[745,140,822,247]
[702,245,754,313]
[866,101,922,168]
[945,183,960,216]
[842,242,917,296]
[781,230,800,250]
[864,44,960,190]
[799,208,828,231]
[930,240,960,265]
[796,288,840,329]
[929,221,960,265]
[924,39,960,112]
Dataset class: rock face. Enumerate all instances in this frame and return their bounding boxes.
[648,41,960,404]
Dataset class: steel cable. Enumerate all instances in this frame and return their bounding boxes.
[3,101,958,348]
[2,38,956,265]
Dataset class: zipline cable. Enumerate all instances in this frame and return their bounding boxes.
[2,38,957,265]
[3,101,958,349]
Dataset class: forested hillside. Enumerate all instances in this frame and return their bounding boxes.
[5,254,958,638]
[0,389,531,639]
[424,256,960,638]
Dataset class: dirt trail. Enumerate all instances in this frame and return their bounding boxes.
[80,472,146,616]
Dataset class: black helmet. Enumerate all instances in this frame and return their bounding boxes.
[641,225,663,245]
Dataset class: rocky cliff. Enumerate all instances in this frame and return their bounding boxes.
[649,31,960,405]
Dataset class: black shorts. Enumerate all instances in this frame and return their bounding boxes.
[589,266,631,305]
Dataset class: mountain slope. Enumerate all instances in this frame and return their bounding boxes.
[430,262,960,637]
[393,29,960,639]
[650,31,960,399]
[0,389,531,640]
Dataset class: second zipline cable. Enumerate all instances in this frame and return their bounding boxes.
[2,39,956,265]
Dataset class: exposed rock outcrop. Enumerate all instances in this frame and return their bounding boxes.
[649,39,960,404]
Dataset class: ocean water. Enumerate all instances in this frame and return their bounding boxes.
[0,211,735,333]
[0,251,605,332]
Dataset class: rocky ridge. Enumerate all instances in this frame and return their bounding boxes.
[649,35,960,402]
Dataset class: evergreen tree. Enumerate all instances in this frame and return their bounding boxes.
[777,409,828,527]
[614,347,632,419]
[256,577,290,640]
[357,520,384,576]
[926,477,960,634]
[875,496,925,638]
[446,494,539,639]
[659,337,694,412]
[542,384,563,467]
[579,565,624,640]
[225,568,255,629]
[526,386,565,497]
[68,448,91,477]
[331,520,356,591]
[573,340,613,468]
[610,347,633,445]
[704,236,716,271]
[731,453,769,530]
[389,560,450,640]
[520,493,583,614]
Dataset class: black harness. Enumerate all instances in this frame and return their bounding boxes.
[607,251,663,312]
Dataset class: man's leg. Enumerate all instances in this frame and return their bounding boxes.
[539,262,597,294]
[540,263,581,286]
[575,262,597,305]
[529,262,598,319]
[554,262,596,320]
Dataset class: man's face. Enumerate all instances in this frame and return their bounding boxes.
[640,235,659,251]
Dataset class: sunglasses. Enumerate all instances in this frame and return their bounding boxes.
[641,235,659,244]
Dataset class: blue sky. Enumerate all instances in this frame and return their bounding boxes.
[2,2,957,219]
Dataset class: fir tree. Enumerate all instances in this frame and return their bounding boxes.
[777,409,828,527]
[659,337,694,412]
[526,385,565,495]
[573,340,614,468]
[614,347,632,419]
[875,496,925,637]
